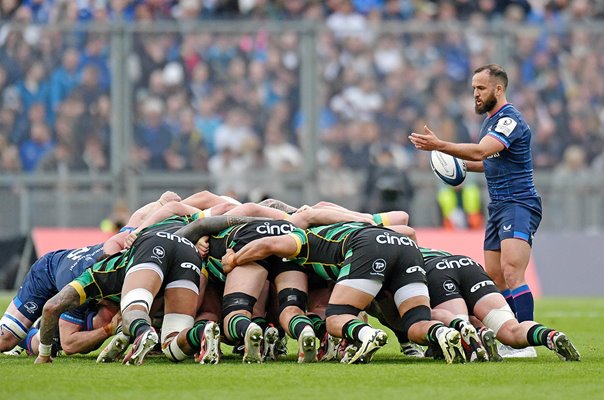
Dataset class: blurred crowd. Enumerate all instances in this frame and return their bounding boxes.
[1,0,604,205]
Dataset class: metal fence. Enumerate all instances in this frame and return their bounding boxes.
[1,21,604,236]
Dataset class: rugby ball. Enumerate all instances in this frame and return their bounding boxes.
[429,150,466,186]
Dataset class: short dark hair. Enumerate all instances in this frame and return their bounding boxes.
[473,64,508,90]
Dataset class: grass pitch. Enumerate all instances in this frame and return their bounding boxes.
[1,295,602,400]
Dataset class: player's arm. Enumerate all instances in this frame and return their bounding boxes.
[181,190,230,209]
[225,202,290,220]
[288,208,375,229]
[174,215,271,243]
[59,317,116,355]
[409,125,504,162]
[385,225,417,242]
[35,286,82,364]
[125,191,181,227]
[222,235,299,273]
[102,230,130,255]
[257,198,298,213]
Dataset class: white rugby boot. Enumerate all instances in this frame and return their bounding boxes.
[459,321,488,362]
[436,327,466,364]
[242,323,263,364]
[97,331,130,363]
[478,328,503,362]
[297,326,318,363]
[318,332,341,362]
[122,328,159,366]
[347,328,388,364]
[399,341,425,358]
[262,325,279,361]
[198,322,221,365]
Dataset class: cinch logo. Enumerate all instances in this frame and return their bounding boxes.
[255,222,296,235]
[470,280,495,293]
[376,232,418,248]
[180,262,201,275]
[157,231,195,248]
[406,266,426,275]
[435,257,479,270]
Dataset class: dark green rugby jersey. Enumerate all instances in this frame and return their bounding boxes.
[419,247,452,262]
[287,221,375,281]
[69,213,202,304]
[205,225,240,282]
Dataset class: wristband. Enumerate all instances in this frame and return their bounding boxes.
[39,343,53,357]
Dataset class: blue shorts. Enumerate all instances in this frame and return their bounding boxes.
[14,252,60,322]
[484,197,542,251]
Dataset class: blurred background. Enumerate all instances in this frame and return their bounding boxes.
[0,0,603,294]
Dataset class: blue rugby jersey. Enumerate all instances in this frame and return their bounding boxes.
[51,243,106,289]
[479,103,539,202]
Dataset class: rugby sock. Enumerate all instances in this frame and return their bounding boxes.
[393,328,409,344]
[252,316,268,332]
[186,320,208,348]
[341,319,370,343]
[288,315,314,339]
[18,327,39,353]
[227,314,251,341]
[501,288,517,315]
[130,319,151,338]
[449,318,466,332]
[512,284,534,322]
[307,313,327,339]
[426,323,447,345]
[527,324,556,348]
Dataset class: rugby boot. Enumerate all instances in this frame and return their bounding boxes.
[297,326,318,363]
[198,322,221,365]
[478,328,502,362]
[399,341,425,358]
[318,332,341,362]
[262,325,279,361]
[275,334,288,358]
[3,345,25,356]
[549,332,580,361]
[97,331,130,363]
[498,344,537,358]
[436,327,466,364]
[347,328,388,364]
[122,328,159,366]
[339,342,359,364]
[242,322,263,364]
[459,321,487,362]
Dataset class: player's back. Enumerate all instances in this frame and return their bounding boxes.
[52,244,105,289]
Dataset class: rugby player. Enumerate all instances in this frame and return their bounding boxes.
[223,222,467,364]
[33,212,261,364]
[182,207,377,364]
[410,64,543,355]
[419,247,580,362]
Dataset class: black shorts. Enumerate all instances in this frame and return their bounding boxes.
[73,233,203,302]
[339,228,427,293]
[425,255,500,310]
[132,231,203,289]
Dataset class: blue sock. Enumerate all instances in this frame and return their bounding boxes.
[501,288,516,316]
[18,327,39,353]
[512,284,534,322]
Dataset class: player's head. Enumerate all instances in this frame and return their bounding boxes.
[472,64,508,115]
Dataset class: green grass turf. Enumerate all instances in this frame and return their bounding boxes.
[1,294,602,400]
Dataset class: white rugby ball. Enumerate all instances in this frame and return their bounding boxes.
[430,150,467,186]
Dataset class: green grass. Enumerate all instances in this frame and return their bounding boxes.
[1,295,603,400]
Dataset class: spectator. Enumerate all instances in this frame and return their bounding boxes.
[19,122,55,172]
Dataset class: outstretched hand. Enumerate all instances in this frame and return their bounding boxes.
[409,125,441,151]
[196,236,210,258]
